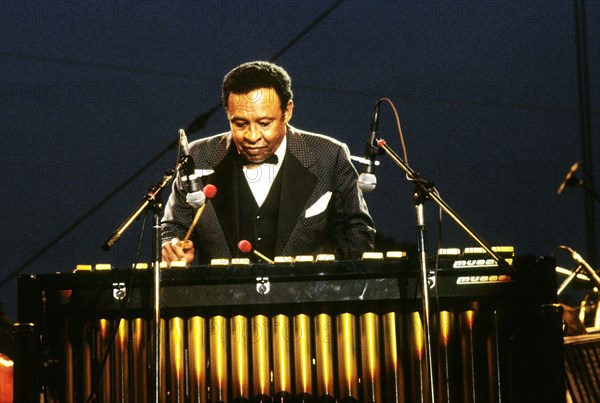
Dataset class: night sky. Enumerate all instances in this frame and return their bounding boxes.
[1,1,598,321]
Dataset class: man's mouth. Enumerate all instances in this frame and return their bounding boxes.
[243,147,265,156]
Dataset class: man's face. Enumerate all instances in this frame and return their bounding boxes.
[227,88,293,163]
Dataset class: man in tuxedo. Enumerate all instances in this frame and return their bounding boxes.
[161,61,375,265]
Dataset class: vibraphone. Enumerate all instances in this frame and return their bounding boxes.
[16,254,565,402]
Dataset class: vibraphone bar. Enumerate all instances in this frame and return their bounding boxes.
[16,255,565,402]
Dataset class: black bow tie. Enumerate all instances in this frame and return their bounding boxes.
[237,153,279,166]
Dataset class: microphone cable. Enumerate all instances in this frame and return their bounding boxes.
[375,97,444,308]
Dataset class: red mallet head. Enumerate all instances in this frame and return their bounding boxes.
[238,239,253,253]
[203,184,217,199]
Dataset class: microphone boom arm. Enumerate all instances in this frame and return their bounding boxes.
[376,138,505,265]
[102,155,189,251]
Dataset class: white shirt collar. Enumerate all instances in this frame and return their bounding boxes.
[273,135,287,165]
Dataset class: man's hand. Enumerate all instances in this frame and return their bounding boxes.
[161,238,195,267]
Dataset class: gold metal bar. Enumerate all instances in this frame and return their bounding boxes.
[437,310,455,402]
[230,315,250,400]
[251,315,271,399]
[188,316,207,402]
[337,313,359,400]
[82,321,93,402]
[97,319,112,403]
[159,319,168,403]
[131,318,148,403]
[487,310,501,403]
[314,313,335,399]
[460,310,476,403]
[272,314,292,399]
[360,312,382,402]
[169,317,186,403]
[407,311,429,402]
[293,314,313,399]
[114,319,130,402]
[63,319,74,402]
[383,312,405,403]
[209,316,229,402]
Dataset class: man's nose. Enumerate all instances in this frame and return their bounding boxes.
[245,124,262,142]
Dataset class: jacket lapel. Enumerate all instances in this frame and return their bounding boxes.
[204,148,240,256]
[192,134,238,259]
[275,128,318,255]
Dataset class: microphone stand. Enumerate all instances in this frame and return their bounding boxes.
[376,138,507,402]
[556,246,600,296]
[102,155,189,403]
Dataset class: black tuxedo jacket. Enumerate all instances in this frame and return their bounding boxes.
[162,126,375,263]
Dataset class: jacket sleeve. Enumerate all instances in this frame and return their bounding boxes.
[330,142,376,260]
[161,174,196,244]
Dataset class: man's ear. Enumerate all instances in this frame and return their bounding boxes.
[283,100,294,123]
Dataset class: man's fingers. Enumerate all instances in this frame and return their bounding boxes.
[162,241,181,262]
[179,240,193,250]
[162,239,194,267]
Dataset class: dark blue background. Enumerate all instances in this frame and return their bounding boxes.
[1,1,598,320]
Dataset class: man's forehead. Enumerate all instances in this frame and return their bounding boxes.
[228,88,280,106]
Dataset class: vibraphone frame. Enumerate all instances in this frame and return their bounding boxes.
[16,256,565,402]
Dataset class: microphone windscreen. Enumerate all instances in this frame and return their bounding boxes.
[238,239,252,253]
[203,184,217,199]
[186,190,206,209]
[358,173,377,192]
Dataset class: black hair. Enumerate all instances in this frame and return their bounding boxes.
[222,61,293,113]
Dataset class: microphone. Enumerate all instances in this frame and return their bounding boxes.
[238,239,275,264]
[557,161,582,195]
[358,100,382,192]
[179,129,205,208]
